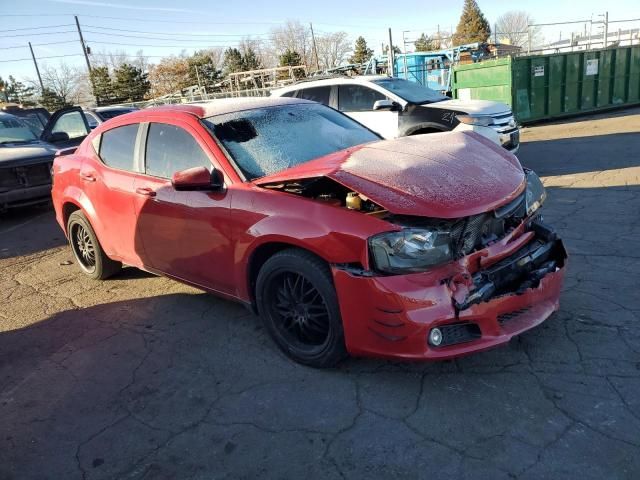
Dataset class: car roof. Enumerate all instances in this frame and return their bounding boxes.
[89,106,138,113]
[273,75,392,93]
[140,97,313,119]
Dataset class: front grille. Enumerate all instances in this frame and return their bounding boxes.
[0,163,52,190]
[438,323,482,346]
[449,193,526,257]
[498,307,531,326]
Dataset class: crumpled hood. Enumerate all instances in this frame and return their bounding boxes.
[430,98,511,116]
[255,131,525,218]
[0,141,57,168]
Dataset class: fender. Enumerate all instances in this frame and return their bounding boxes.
[58,186,110,253]
[232,203,391,301]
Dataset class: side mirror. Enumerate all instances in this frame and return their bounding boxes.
[47,131,70,143]
[373,99,400,111]
[172,166,224,192]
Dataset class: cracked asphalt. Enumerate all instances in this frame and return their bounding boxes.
[1,108,639,480]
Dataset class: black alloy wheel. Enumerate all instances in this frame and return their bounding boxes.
[256,249,347,367]
[70,222,96,273]
[66,210,122,280]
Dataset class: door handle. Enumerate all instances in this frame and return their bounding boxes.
[135,187,157,197]
[80,172,96,182]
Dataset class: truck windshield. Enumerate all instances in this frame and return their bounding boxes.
[0,115,39,144]
[204,103,379,180]
[372,78,449,104]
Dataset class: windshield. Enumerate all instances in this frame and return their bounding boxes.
[204,103,379,180]
[0,115,39,144]
[372,78,449,104]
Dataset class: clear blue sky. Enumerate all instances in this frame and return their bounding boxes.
[2,0,639,82]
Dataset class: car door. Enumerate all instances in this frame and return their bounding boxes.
[41,107,91,149]
[132,120,234,294]
[337,84,399,139]
[79,122,144,266]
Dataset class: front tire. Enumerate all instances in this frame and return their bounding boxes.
[256,249,348,368]
[67,211,121,280]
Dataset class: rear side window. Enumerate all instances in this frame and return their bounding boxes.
[99,124,139,171]
[296,86,331,105]
[145,123,211,179]
[338,85,387,112]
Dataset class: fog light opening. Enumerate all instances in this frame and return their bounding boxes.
[429,328,443,347]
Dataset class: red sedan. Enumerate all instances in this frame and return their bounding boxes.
[52,98,567,367]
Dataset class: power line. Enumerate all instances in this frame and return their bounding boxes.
[86,40,241,48]
[83,24,270,37]
[4,30,78,38]
[0,54,84,63]
[82,29,264,42]
[0,40,80,50]
[0,24,75,33]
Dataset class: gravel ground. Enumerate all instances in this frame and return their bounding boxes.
[1,108,639,480]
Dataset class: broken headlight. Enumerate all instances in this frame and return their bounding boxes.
[369,228,452,274]
[525,169,546,216]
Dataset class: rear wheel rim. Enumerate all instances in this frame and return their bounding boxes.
[267,271,331,354]
[70,223,96,273]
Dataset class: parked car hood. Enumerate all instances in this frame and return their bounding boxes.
[428,98,511,116]
[0,141,57,168]
[255,131,525,218]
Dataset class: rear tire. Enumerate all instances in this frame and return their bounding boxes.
[67,211,121,280]
[256,249,348,368]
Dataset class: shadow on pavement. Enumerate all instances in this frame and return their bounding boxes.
[0,203,66,260]
[518,131,639,177]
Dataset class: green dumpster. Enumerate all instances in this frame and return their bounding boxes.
[451,45,640,124]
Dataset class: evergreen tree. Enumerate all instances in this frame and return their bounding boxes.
[279,49,303,67]
[349,36,374,64]
[222,48,245,74]
[2,76,36,106]
[89,66,114,106]
[40,88,68,111]
[242,46,262,71]
[112,64,149,102]
[278,49,305,79]
[414,33,437,52]
[384,44,402,55]
[452,0,491,46]
[188,52,222,92]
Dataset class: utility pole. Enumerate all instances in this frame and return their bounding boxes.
[194,65,207,100]
[402,30,409,80]
[309,23,320,72]
[388,28,395,77]
[494,23,497,45]
[603,11,609,48]
[28,42,44,92]
[527,26,532,54]
[75,15,92,73]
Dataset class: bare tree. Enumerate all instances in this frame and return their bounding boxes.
[39,62,93,105]
[239,37,267,69]
[495,11,541,47]
[316,32,350,69]
[269,20,313,67]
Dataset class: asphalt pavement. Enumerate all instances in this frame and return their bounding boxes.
[1,108,639,479]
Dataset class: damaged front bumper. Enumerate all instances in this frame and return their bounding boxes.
[332,220,567,360]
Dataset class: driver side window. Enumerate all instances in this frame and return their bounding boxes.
[338,85,387,112]
[145,123,211,179]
